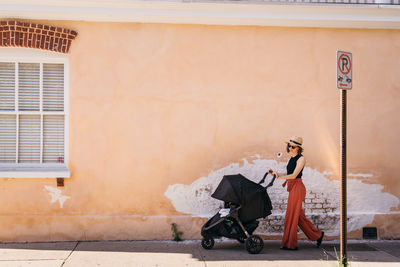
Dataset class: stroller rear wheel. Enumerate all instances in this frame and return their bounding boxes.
[201,237,214,249]
[245,235,264,254]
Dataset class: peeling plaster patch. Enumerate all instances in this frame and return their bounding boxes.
[44,186,70,208]
[164,157,399,235]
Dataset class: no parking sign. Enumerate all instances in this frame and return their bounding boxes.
[337,51,352,90]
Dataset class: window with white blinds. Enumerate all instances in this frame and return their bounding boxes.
[0,61,66,165]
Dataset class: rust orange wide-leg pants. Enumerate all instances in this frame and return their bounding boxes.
[281,179,322,249]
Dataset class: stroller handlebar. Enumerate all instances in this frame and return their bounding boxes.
[257,172,276,189]
[265,174,276,189]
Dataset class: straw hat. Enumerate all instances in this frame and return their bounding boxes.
[284,136,304,150]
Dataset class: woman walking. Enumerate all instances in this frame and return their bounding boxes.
[269,136,324,250]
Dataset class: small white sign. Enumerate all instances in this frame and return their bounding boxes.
[337,51,352,90]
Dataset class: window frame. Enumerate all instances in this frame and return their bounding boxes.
[0,48,70,178]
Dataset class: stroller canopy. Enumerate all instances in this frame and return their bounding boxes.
[211,174,272,223]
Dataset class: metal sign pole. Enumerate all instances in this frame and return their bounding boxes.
[337,50,351,267]
[340,89,348,267]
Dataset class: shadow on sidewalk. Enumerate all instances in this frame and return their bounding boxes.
[0,240,399,263]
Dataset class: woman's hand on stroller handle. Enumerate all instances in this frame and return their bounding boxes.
[268,169,278,176]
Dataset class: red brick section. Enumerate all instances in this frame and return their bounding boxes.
[0,20,78,53]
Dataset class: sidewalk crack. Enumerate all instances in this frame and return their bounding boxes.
[60,241,79,267]
[196,247,208,267]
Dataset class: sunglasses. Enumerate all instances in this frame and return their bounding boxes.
[287,144,298,149]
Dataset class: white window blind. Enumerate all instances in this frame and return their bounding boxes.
[0,63,15,111]
[0,115,16,163]
[18,63,40,111]
[18,115,41,163]
[0,61,66,165]
[43,63,64,111]
[43,115,64,163]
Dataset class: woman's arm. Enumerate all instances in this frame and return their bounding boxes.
[275,156,306,180]
[275,172,286,177]
[268,169,286,178]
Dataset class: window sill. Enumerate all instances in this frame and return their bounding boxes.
[0,167,71,178]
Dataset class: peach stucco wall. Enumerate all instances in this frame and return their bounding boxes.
[0,21,399,241]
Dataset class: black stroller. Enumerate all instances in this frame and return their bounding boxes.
[201,172,276,254]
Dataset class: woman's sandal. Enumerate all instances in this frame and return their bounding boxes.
[317,231,325,247]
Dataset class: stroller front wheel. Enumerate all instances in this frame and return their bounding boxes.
[201,237,215,249]
[245,235,264,254]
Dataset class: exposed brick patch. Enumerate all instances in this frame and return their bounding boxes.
[258,214,339,234]
[257,188,340,234]
[0,20,77,53]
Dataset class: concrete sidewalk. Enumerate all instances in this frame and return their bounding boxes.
[0,239,399,267]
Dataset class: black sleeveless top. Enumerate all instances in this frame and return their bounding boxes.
[286,154,304,179]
